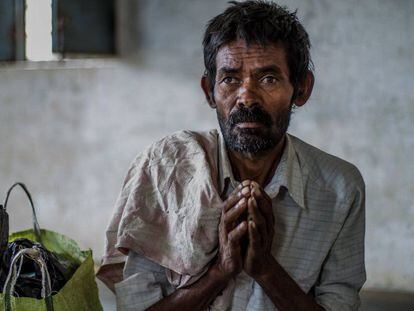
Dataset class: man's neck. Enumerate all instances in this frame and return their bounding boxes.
[227,136,286,188]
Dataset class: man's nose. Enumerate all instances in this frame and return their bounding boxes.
[236,80,260,108]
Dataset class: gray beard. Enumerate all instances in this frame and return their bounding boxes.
[217,106,292,155]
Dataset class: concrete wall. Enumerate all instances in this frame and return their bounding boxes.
[0,0,413,292]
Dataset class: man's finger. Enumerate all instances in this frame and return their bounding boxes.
[250,182,273,223]
[240,180,252,187]
[224,197,247,229]
[248,195,267,238]
[223,184,243,212]
[224,184,251,213]
[224,198,247,233]
[252,194,275,239]
[250,181,272,204]
[228,221,248,246]
[248,220,261,248]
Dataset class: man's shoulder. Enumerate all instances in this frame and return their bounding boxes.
[139,129,220,164]
[288,134,365,197]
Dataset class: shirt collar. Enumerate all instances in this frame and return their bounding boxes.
[217,131,305,209]
[217,130,238,195]
[267,134,305,209]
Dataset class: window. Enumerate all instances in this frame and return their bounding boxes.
[0,0,115,62]
[0,0,25,61]
[26,0,56,61]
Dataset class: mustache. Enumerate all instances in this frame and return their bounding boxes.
[227,106,272,128]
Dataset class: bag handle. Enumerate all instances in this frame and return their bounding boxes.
[3,247,54,311]
[3,183,42,244]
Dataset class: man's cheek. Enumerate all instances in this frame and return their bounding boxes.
[215,85,235,102]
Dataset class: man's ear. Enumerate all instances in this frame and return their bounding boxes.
[294,70,314,107]
[201,75,216,108]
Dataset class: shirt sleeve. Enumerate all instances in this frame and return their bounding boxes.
[114,251,176,311]
[314,181,366,311]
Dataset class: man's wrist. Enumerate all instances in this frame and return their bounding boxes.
[255,255,279,285]
[147,261,232,310]
[209,262,233,288]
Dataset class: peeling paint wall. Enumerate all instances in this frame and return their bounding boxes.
[0,0,413,291]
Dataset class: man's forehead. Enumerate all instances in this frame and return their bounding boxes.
[215,40,287,69]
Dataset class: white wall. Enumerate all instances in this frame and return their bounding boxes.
[0,0,413,292]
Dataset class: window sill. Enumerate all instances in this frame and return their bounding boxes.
[0,58,120,71]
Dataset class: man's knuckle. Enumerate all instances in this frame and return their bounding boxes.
[223,214,232,226]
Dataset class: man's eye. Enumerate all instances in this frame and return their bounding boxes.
[261,76,277,84]
[222,77,238,84]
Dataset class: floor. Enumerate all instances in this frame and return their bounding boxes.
[97,280,414,310]
[359,290,414,311]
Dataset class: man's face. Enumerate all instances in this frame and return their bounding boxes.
[212,40,295,155]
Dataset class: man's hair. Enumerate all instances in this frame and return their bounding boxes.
[202,0,312,98]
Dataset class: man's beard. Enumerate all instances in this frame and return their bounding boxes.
[217,104,292,155]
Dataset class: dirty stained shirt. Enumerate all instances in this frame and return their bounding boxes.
[114,129,366,311]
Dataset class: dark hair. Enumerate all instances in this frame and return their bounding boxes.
[202,0,312,98]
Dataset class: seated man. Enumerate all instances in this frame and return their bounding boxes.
[98,1,366,310]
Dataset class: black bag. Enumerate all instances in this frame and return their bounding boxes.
[0,183,68,310]
[1,238,68,299]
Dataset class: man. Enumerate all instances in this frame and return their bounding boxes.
[98,1,366,310]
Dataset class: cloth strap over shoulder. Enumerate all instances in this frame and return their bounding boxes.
[98,129,224,288]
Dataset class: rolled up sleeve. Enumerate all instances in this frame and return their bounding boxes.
[115,251,175,311]
[314,183,366,311]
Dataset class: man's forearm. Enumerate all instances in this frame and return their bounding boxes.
[256,257,324,311]
[147,264,229,311]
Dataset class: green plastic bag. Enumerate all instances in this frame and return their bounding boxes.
[0,183,103,311]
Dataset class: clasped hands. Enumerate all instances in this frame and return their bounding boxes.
[216,180,275,282]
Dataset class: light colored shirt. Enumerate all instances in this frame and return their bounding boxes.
[113,129,366,311]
